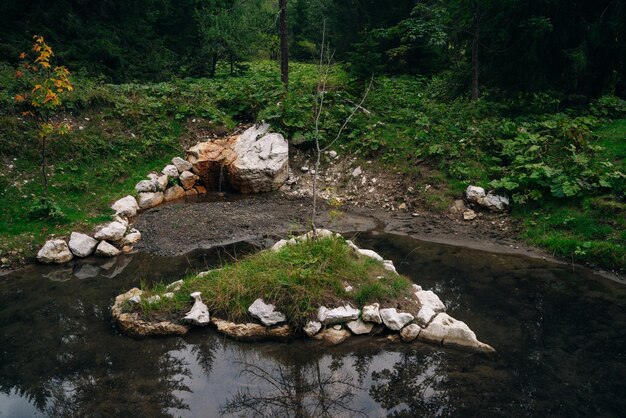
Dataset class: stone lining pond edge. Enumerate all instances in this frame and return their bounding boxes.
[111,229,495,354]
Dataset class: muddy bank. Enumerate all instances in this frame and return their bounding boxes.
[132,191,550,262]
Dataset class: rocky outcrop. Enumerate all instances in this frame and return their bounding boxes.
[37,239,74,264]
[187,124,289,193]
[68,232,98,257]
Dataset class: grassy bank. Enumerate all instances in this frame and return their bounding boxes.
[132,236,412,326]
[0,60,624,271]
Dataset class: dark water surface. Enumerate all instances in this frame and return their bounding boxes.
[1,233,625,417]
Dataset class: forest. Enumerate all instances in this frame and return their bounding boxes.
[0,0,625,270]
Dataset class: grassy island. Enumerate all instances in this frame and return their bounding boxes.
[129,235,415,327]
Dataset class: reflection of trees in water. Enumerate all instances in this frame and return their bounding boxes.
[369,351,450,417]
[221,351,365,418]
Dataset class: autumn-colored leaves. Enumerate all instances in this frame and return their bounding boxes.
[15,35,73,113]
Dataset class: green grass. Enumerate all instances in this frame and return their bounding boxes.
[134,236,413,327]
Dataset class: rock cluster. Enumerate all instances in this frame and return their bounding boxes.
[187,123,289,193]
[465,185,510,212]
[36,124,289,265]
[111,229,495,354]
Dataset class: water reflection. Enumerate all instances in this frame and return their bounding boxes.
[0,234,625,417]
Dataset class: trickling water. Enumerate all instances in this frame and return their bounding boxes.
[218,164,224,194]
[1,233,625,417]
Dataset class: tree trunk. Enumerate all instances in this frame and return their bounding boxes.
[41,136,48,197]
[471,11,481,101]
[279,0,289,86]
[210,53,218,78]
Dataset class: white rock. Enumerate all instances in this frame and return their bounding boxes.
[135,179,158,193]
[37,239,74,264]
[317,305,360,325]
[228,124,289,193]
[172,156,193,173]
[479,192,510,212]
[357,248,384,262]
[68,232,98,257]
[382,260,397,274]
[94,222,127,242]
[179,170,199,190]
[184,292,210,326]
[414,290,446,313]
[157,175,169,191]
[303,320,322,336]
[271,239,289,252]
[351,166,362,177]
[416,306,437,326]
[166,280,184,291]
[418,313,494,352]
[379,308,414,331]
[120,230,141,246]
[346,319,374,335]
[328,150,338,158]
[345,240,360,252]
[147,295,161,304]
[400,323,421,342]
[162,164,180,178]
[465,185,486,203]
[162,292,175,299]
[129,295,142,304]
[95,241,120,257]
[163,185,185,202]
[344,285,353,292]
[113,215,129,227]
[361,303,382,324]
[111,195,139,218]
[301,166,309,172]
[412,284,422,292]
[248,298,287,326]
[137,192,164,209]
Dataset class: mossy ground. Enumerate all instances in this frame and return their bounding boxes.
[133,236,413,327]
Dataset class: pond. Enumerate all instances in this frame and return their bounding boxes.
[1,232,625,417]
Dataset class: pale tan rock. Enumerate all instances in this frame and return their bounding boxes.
[163,185,185,202]
[111,288,190,337]
[194,185,207,194]
[311,328,351,345]
[211,318,294,342]
[137,192,164,209]
[185,188,198,196]
[37,239,73,264]
[179,170,199,190]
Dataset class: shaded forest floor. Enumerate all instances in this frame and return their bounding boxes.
[0,61,624,272]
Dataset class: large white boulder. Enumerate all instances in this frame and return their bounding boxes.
[120,230,141,246]
[68,232,98,257]
[37,239,73,264]
[479,192,510,212]
[357,249,384,262]
[135,180,158,193]
[227,124,289,193]
[303,320,322,337]
[414,290,446,313]
[111,195,139,218]
[400,323,421,342]
[248,298,287,326]
[317,305,360,325]
[379,308,414,331]
[94,222,127,242]
[162,165,180,178]
[418,313,494,353]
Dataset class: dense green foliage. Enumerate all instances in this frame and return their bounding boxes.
[2,0,625,98]
[135,235,412,326]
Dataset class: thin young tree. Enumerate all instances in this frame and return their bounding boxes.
[279,0,289,86]
[310,23,373,237]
